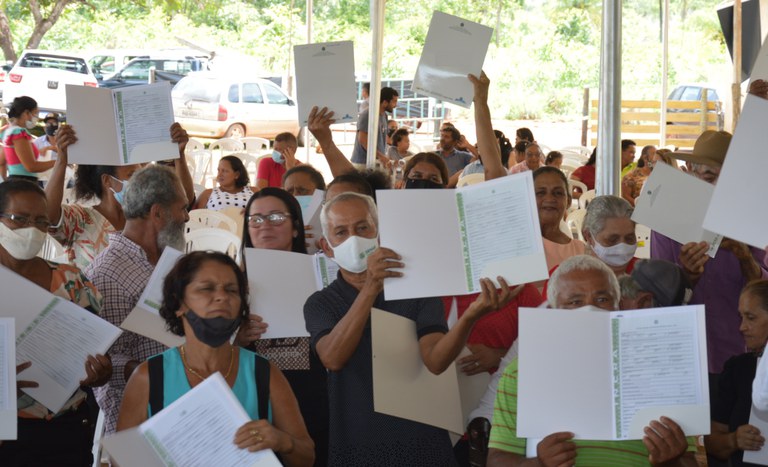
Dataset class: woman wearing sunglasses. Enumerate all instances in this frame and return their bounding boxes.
[240,187,329,466]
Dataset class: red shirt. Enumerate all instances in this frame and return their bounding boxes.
[256,157,286,188]
[571,164,595,191]
[442,284,543,373]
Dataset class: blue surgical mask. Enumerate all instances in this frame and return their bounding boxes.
[272,150,284,164]
[109,176,129,207]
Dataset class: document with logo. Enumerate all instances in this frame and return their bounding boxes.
[245,248,339,339]
[296,189,325,254]
[121,247,185,348]
[0,266,122,414]
[102,372,281,467]
[294,41,357,125]
[703,95,768,249]
[632,162,722,257]
[0,318,16,440]
[412,11,493,108]
[66,82,177,165]
[378,172,547,300]
[517,306,709,440]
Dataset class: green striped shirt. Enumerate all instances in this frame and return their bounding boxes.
[488,358,696,466]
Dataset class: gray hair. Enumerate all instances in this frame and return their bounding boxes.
[320,192,378,238]
[582,195,634,237]
[547,254,620,309]
[123,165,184,219]
[618,274,642,301]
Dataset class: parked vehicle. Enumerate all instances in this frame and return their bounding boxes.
[99,55,209,89]
[172,72,300,140]
[667,83,725,130]
[3,50,98,114]
[85,49,152,80]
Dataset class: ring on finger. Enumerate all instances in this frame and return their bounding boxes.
[250,429,259,436]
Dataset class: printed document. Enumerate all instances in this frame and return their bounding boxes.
[121,247,185,348]
[101,373,281,467]
[412,11,493,108]
[294,41,357,125]
[66,83,177,165]
[378,172,547,300]
[0,318,16,440]
[517,306,709,440]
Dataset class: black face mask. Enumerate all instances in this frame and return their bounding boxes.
[405,178,444,190]
[184,309,242,347]
[45,124,58,137]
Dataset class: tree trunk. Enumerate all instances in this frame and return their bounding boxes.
[0,10,17,63]
[26,0,74,50]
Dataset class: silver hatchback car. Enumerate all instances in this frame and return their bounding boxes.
[172,72,300,139]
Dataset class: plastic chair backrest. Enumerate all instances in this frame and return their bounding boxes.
[185,138,206,155]
[187,209,239,234]
[230,152,260,184]
[457,173,485,187]
[239,137,270,155]
[188,150,213,185]
[580,189,596,209]
[568,179,588,196]
[209,138,245,154]
[566,208,587,241]
[185,228,242,264]
[219,206,245,237]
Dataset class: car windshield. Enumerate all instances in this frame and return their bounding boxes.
[19,54,88,75]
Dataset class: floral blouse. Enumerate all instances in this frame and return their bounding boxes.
[52,204,117,271]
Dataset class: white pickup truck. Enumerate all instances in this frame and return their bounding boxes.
[3,49,98,114]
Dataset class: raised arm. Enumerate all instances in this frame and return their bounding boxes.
[307,106,355,177]
[45,125,77,225]
[170,123,196,206]
[470,72,507,181]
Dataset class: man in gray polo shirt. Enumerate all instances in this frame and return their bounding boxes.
[351,87,398,168]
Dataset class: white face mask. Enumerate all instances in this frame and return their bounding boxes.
[330,235,379,273]
[25,116,38,130]
[0,223,46,260]
[591,240,637,267]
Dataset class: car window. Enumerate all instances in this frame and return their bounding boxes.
[242,83,264,103]
[173,77,220,102]
[89,55,115,74]
[264,83,290,105]
[228,84,239,103]
[669,87,682,100]
[706,89,719,101]
[121,61,151,79]
[681,86,700,101]
[19,54,89,75]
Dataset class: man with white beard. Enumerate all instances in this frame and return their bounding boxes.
[85,165,189,434]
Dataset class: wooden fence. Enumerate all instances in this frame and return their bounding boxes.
[583,91,724,149]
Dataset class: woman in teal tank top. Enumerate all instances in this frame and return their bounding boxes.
[115,251,315,466]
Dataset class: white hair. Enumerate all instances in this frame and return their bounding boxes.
[582,195,634,238]
[320,192,378,238]
[547,255,620,309]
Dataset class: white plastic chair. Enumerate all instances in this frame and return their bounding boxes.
[187,209,239,234]
[185,219,207,234]
[188,150,213,186]
[457,173,485,187]
[231,152,261,184]
[37,234,66,262]
[635,223,652,259]
[566,208,587,241]
[239,137,269,155]
[580,189,596,209]
[185,138,206,155]
[220,206,245,237]
[185,228,242,264]
[568,179,588,196]
[209,138,245,155]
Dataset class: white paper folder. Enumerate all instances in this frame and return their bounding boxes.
[66,82,177,165]
[377,172,548,300]
[517,306,709,440]
[294,41,357,125]
[0,317,16,440]
[412,11,493,108]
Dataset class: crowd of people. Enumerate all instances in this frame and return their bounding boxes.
[1,73,768,467]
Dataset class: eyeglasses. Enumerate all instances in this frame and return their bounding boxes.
[246,212,291,227]
[0,213,51,230]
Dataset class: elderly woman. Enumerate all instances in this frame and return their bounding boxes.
[534,167,585,274]
[242,187,329,466]
[0,179,111,466]
[582,195,638,275]
[194,155,257,210]
[705,279,768,467]
[508,142,543,174]
[117,251,314,466]
[45,124,194,270]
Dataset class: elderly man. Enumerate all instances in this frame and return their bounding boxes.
[488,255,697,467]
[619,259,692,310]
[304,192,512,466]
[85,165,189,434]
[651,130,767,401]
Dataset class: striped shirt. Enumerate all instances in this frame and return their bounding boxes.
[489,358,697,466]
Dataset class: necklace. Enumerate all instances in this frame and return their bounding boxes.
[179,345,235,381]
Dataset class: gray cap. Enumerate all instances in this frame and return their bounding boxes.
[631,259,692,307]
